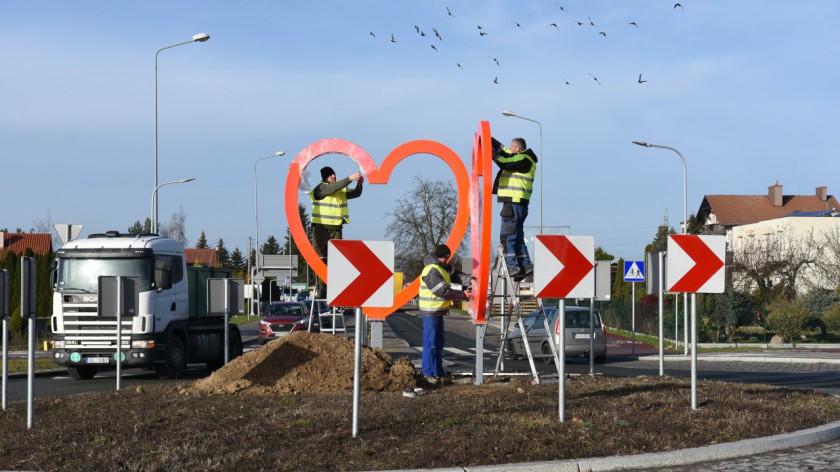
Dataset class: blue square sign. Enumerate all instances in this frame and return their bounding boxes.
[623,260,645,282]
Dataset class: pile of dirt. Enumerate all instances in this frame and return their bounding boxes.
[189,331,420,395]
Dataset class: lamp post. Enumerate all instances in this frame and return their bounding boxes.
[254,151,286,276]
[632,140,689,352]
[154,33,210,231]
[150,178,196,230]
[501,110,543,234]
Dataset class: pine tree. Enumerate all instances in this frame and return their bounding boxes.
[196,231,209,249]
[230,247,244,272]
[127,218,151,235]
[262,235,280,256]
[216,238,231,268]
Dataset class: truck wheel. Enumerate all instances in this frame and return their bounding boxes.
[207,328,242,371]
[67,365,98,380]
[155,334,186,379]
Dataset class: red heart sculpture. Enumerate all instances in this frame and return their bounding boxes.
[284,138,470,319]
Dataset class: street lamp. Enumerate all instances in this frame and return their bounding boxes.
[153,33,211,231]
[501,110,543,234]
[254,152,286,276]
[150,178,196,231]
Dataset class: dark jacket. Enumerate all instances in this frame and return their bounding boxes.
[490,137,538,203]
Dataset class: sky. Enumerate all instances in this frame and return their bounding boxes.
[3,0,840,263]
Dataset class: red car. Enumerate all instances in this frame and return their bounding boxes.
[258,302,319,344]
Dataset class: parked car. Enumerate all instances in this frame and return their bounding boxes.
[258,301,320,344]
[504,306,607,364]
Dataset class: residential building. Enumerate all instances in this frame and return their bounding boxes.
[0,231,53,258]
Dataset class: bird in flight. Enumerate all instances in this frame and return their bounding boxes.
[390,34,397,43]
[433,28,443,41]
[557,3,566,13]
[638,74,647,83]
[589,73,601,85]
[489,56,500,66]
[562,77,571,85]
[457,63,463,69]
[413,25,420,34]
[674,3,683,9]
[598,31,607,37]
[549,22,559,30]
[431,44,438,52]
[493,77,499,84]
[513,20,524,29]
[574,20,584,26]
[369,32,376,38]
[480,30,488,36]
[447,6,454,17]
[588,16,596,26]
[629,21,639,28]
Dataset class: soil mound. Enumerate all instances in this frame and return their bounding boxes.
[189,331,419,395]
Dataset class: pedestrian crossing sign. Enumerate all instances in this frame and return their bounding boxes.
[623,260,645,282]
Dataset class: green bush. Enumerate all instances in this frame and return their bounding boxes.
[8,305,22,336]
[823,302,840,333]
[766,299,814,345]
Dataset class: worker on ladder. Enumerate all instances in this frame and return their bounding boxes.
[419,244,472,384]
[491,136,538,277]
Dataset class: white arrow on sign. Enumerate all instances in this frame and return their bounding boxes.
[666,234,726,294]
[327,240,394,308]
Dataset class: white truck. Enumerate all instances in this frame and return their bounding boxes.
[50,231,242,379]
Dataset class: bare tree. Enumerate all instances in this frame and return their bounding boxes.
[31,209,62,249]
[385,177,462,279]
[730,230,820,304]
[813,225,840,291]
[159,207,188,247]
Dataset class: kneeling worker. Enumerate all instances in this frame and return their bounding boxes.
[419,244,472,383]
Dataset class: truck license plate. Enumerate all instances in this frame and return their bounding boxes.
[86,357,110,364]
[573,333,591,339]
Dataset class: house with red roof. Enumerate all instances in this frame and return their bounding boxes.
[184,248,219,267]
[0,232,53,258]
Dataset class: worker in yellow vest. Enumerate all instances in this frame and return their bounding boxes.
[492,137,538,278]
[310,166,364,298]
[419,244,471,384]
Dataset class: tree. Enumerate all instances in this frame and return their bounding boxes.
[714,290,757,342]
[595,246,614,261]
[730,230,820,305]
[766,298,814,345]
[196,231,209,249]
[31,209,62,249]
[385,177,461,280]
[230,247,245,273]
[216,238,231,268]
[159,207,188,246]
[645,216,675,254]
[262,235,280,256]
[813,225,840,291]
[127,218,152,235]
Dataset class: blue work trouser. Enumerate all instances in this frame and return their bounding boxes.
[422,315,446,377]
[501,202,532,270]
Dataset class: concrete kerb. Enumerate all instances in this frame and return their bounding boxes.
[380,421,840,472]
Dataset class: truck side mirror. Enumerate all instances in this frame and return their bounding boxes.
[50,259,58,289]
[156,268,173,291]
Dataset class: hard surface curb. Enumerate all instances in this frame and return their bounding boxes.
[636,353,840,364]
[380,421,840,472]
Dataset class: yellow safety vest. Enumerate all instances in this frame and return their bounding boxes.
[497,152,535,203]
[311,183,349,225]
[419,264,452,312]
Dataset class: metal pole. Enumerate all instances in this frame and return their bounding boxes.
[589,298,595,374]
[558,299,566,422]
[247,237,252,319]
[475,323,486,385]
[224,279,230,365]
[631,282,636,355]
[675,294,680,349]
[288,233,292,299]
[27,317,34,428]
[352,307,362,437]
[154,34,209,230]
[116,276,122,391]
[2,318,7,410]
[150,178,195,233]
[658,251,664,376]
[691,293,698,409]
[254,152,285,279]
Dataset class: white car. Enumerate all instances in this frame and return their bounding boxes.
[505,306,607,364]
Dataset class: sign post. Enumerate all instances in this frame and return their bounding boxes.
[98,276,140,391]
[645,252,666,374]
[534,235,595,422]
[208,278,244,365]
[666,235,726,410]
[21,257,36,429]
[623,260,645,354]
[327,240,394,437]
[0,269,8,410]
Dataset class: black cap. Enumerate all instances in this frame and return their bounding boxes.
[434,244,451,259]
[320,166,335,180]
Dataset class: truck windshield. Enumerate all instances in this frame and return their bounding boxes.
[56,258,152,293]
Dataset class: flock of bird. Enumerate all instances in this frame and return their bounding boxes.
[367,2,687,87]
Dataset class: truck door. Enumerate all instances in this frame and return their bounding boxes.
[155,255,188,319]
